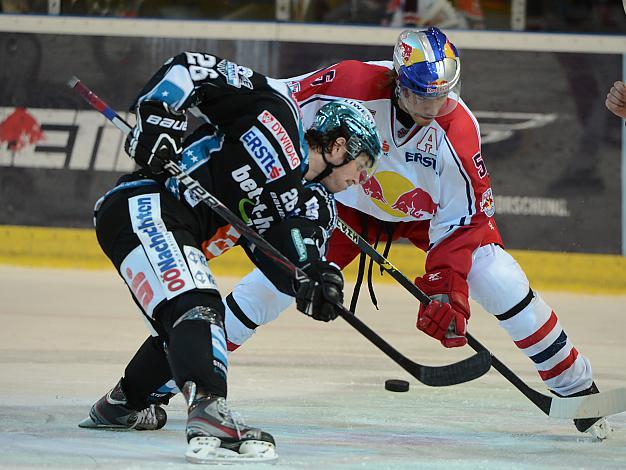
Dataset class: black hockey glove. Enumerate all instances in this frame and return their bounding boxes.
[125,100,186,175]
[295,260,344,322]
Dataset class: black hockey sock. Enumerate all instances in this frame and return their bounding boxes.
[122,335,174,410]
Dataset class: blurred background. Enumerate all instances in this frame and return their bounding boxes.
[0,0,625,290]
[1,0,625,33]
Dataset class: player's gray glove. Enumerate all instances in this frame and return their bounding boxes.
[295,260,344,322]
[125,100,187,174]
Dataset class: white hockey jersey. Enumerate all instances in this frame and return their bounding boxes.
[286,60,502,279]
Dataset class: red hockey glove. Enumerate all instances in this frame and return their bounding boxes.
[414,269,470,348]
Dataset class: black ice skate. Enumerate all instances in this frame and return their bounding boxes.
[78,379,167,431]
[183,381,278,464]
[556,382,611,440]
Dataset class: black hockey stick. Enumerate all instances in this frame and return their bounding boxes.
[68,76,492,387]
[336,217,626,419]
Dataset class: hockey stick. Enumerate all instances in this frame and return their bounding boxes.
[336,217,626,419]
[67,76,492,387]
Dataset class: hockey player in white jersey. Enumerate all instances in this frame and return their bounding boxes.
[220,27,610,439]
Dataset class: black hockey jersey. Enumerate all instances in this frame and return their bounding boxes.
[126,52,336,262]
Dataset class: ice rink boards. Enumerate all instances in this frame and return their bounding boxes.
[1,265,625,469]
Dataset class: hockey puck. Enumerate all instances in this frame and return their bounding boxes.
[384,379,410,392]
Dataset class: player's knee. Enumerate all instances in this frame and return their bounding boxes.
[173,305,224,329]
[468,246,529,314]
[157,291,225,332]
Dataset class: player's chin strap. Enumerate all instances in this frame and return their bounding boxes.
[311,136,368,184]
[310,149,351,183]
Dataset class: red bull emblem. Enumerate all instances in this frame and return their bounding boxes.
[0,108,44,152]
[400,42,412,63]
[362,174,437,220]
[391,187,437,219]
[480,188,495,217]
[361,175,387,203]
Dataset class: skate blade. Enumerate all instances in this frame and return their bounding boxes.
[185,437,278,465]
[78,416,134,431]
[587,419,612,441]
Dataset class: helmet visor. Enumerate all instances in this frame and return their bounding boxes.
[344,131,381,184]
[398,80,461,119]
[354,151,380,184]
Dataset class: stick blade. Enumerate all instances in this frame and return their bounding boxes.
[549,387,626,419]
[413,350,492,387]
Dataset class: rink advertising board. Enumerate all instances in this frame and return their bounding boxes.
[0,30,622,254]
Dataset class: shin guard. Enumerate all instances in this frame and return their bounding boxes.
[168,306,228,397]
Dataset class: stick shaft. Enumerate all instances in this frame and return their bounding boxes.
[68,76,491,386]
[335,217,556,413]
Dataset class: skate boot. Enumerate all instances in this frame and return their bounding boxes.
[78,379,167,431]
[556,382,611,440]
[183,381,278,464]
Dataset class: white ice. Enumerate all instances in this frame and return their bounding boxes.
[1,266,625,469]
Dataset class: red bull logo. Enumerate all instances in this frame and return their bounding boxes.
[480,188,495,217]
[400,42,412,64]
[391,187,437,219]
[360,172,437,220]
[0,108,44,152]
[361,175,387,203]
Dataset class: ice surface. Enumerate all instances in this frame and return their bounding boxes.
[1,266,625,469]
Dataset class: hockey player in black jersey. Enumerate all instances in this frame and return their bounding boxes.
[77,51,382,464]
